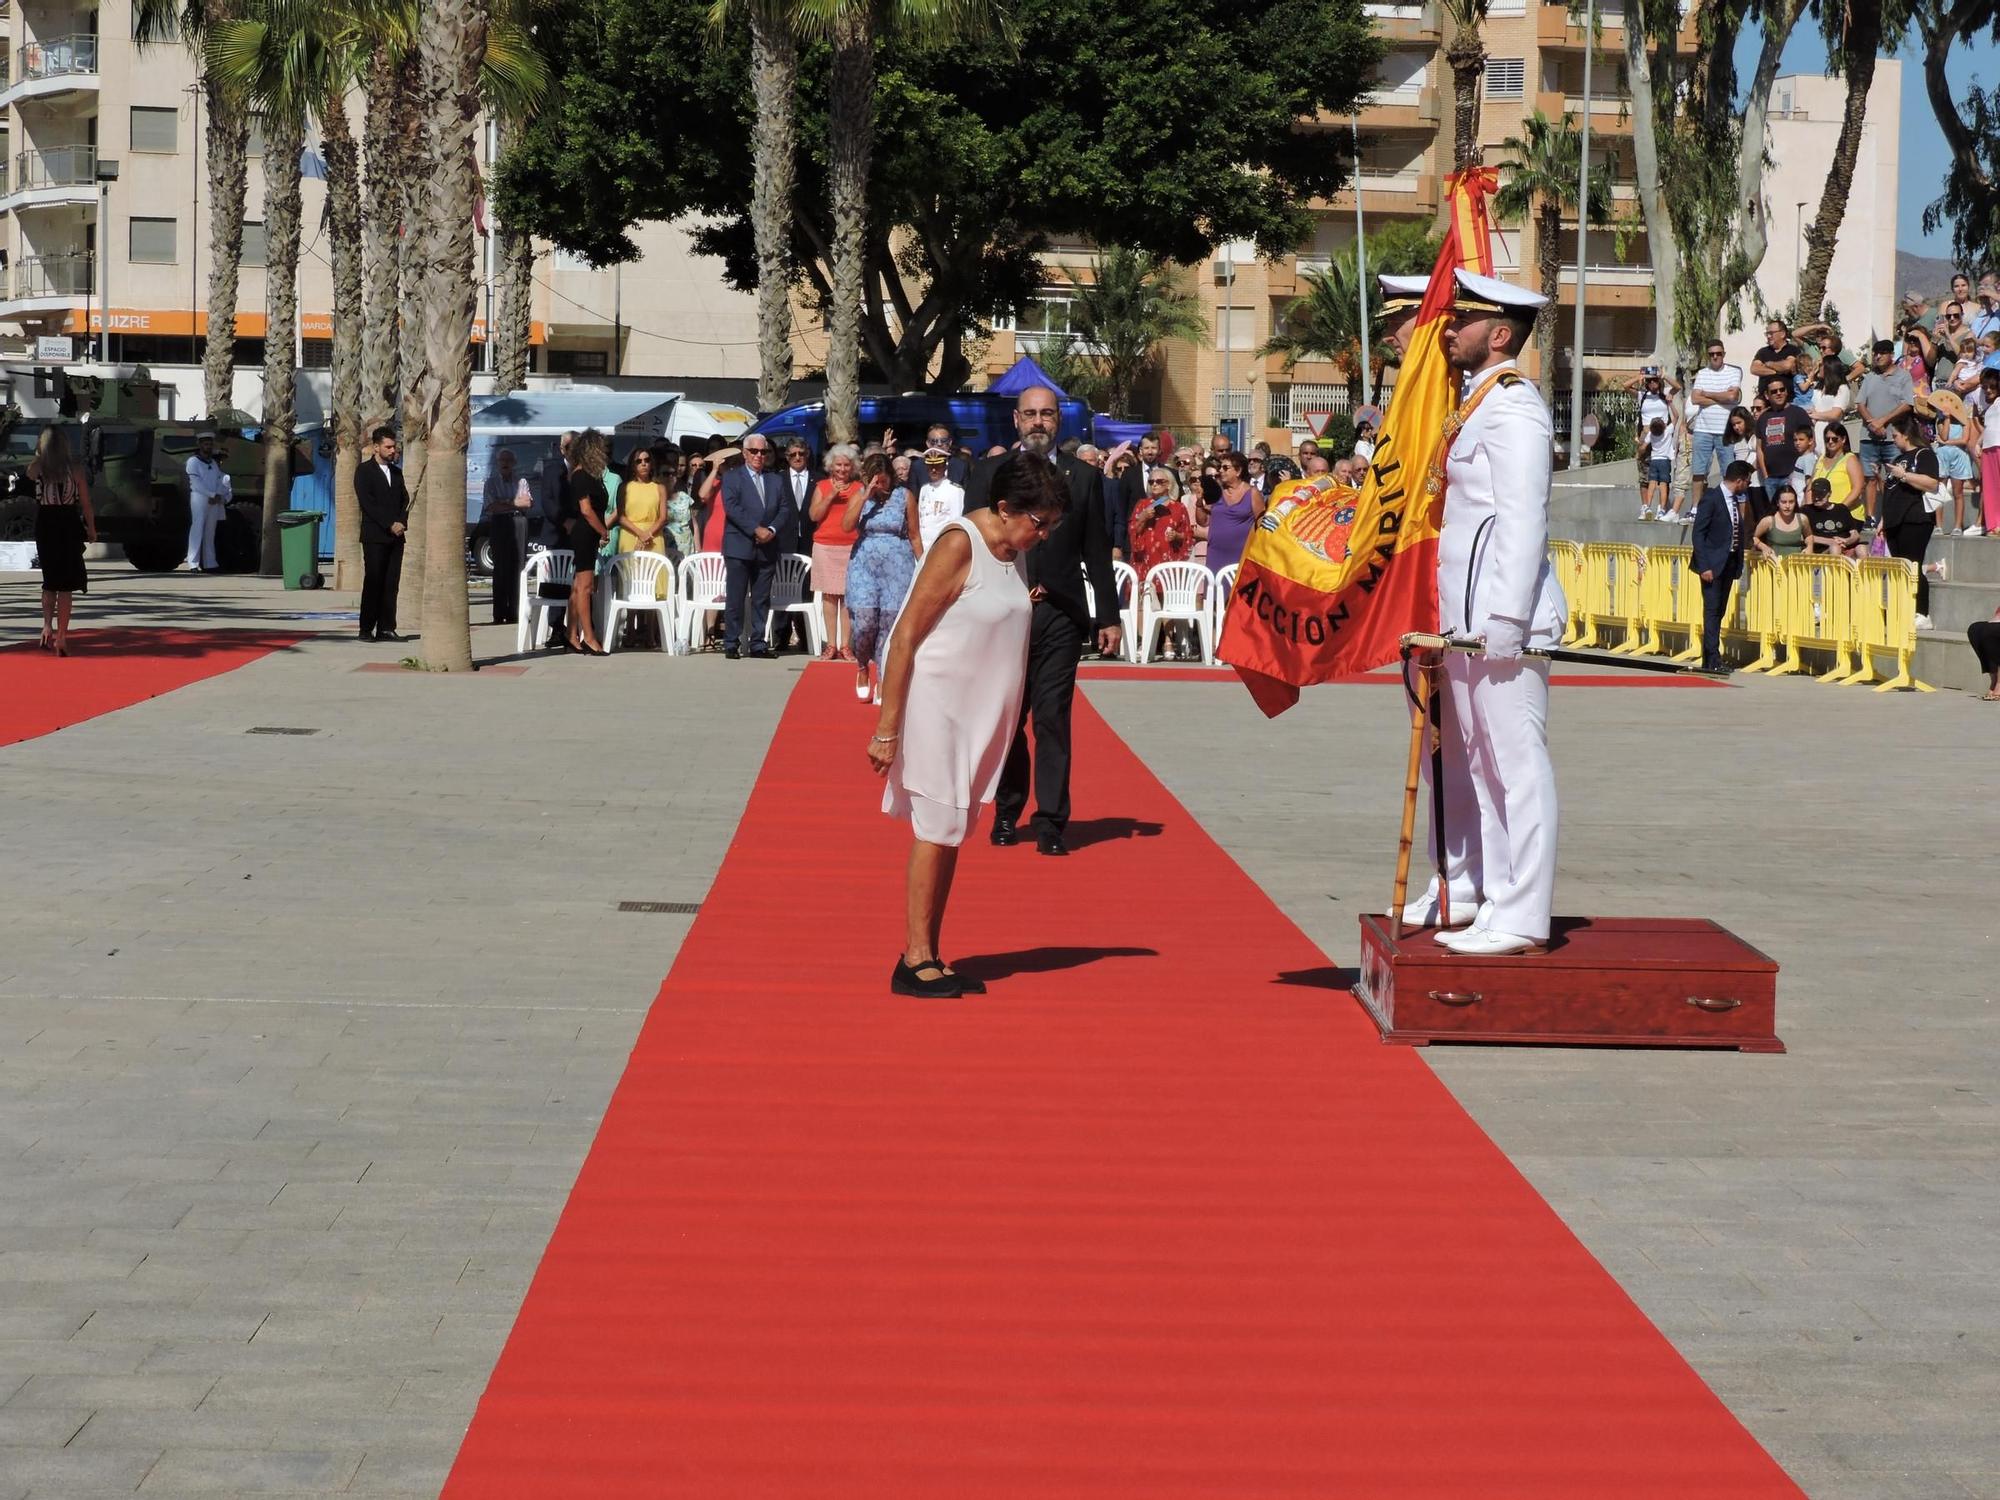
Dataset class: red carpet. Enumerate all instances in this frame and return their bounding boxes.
[1080,664,1726,686]
[443,669,1798,1499]
[0,628,302,747]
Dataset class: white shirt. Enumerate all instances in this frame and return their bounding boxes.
[1437,359,1566,643]
[1690,364,1743,434]
[916,478,965,549]
[1648,423,1677,463]
[186,453,232,506]
[1977,387,2000,452]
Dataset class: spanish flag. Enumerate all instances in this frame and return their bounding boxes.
[1228,168,1499,716]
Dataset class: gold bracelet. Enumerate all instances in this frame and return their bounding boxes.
[870,733,898,744]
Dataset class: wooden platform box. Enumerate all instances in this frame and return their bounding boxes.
[1354,915,1783,1052]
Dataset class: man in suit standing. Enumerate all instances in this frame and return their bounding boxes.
[923,421,971,486]
[1109,430,1167,559]
[770,439,817,652]
[719,434,784,659]
[964,386,1121,857]
[1691,459,1755,674]
[534,430,575,548]
[354,426,409,642]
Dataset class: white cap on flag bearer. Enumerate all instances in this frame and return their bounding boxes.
[1450,268,1548,317]
[1376,273,1429,318]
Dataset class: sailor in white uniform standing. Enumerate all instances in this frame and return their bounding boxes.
[1408,269,1568,956]
[183,431,232,572]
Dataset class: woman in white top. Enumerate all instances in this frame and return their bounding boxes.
[868,452,1067,999]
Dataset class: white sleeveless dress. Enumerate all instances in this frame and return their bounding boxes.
[881,514,1033,847]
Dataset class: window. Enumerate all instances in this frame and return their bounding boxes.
[1370,51,1429,102]
[246,114,266,157]
[1216,305,1257,352]
[129,217,178,264]
[242,220,267,268]
[547,348,609,375]
[301,338,332,369]
[1485,58,1526,100]
[993,288,1081,347]
[130,106,178,153]
[1488,0,1526,15]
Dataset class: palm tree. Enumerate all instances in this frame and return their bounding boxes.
[1439,0,1490,173]
[413,0,492,673]
[1059,248,1207,419]
[794,0,1008,444]
[1494,110,1611,400]
[206,0,319,577]
[709,0,799,414]
[1261,223,1442,382]
[134,0,247,419]
[1795,0,1914,321]
[491,114,535,392]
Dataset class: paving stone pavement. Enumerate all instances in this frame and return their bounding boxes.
[2,570,1996,1498]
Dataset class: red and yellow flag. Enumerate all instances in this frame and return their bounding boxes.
[1227,168,1499,717]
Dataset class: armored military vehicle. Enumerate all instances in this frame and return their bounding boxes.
[0,369,267,571]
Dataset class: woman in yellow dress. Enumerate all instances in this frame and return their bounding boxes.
[1811,422,1865,521]
[613,447,670,648]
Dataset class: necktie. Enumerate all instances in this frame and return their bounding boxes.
[1727,493,1740,550]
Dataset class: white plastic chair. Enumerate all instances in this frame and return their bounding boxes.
[677,552,729,651]
[766,552,824,655]
[604,551,676,654]
[518,550,575,655]
[1140,562,1216,665]
[1112,560,1141,662]
[1211,562,1240,660]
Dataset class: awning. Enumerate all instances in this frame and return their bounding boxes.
[471,391,679,435]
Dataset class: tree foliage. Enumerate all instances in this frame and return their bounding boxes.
[1914,0,2000,269]
[1260,221,1441,378]
[1494,109,1610,399]
[496,0,1380,393]
[1057,247,1207,418]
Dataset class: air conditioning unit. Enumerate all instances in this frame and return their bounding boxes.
[1212,258,1236,284]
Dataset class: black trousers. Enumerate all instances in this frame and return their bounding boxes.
[723,553,774,651]
[1699,559,1739,669]
[996,604,1085,837]
[1882,516,1937,613]
[490,515,524,624]
[1969,619,2000,675]
[360,537,404,637]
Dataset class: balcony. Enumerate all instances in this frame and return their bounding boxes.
[1365,0,1442,42]
[1534,89,1632,134]
[1327,171,1439,215]
[6,144,99,210]
[1536,0,1701,51]
[4,35,100,108]
[7,251,92,302]
[1357,85,1442,130]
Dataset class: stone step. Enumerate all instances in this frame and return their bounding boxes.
[1922,579,2000,635]
[1914,632,1988,694]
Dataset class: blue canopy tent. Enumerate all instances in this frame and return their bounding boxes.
[988,356,1068,399]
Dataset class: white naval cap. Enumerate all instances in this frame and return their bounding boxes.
[1450,268,1548,317]
[1376,273,1429,316]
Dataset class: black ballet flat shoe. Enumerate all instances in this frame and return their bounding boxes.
[941,965,986,995]
[891,957,964,999]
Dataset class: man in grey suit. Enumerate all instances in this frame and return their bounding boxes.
[720,434,785,659]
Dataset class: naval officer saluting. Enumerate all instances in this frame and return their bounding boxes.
[1407,269,1568,957]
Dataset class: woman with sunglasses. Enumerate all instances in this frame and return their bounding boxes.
[868,453,1068,999]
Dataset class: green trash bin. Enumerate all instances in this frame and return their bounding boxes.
[275,511,323,591]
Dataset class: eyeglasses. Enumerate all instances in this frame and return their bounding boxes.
[744,445,770,455]
[1707,348,1726,357]
[1006,508,1057,533]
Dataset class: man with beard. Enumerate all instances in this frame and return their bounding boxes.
[1406,269,1567,958]
[963,386,1122,857]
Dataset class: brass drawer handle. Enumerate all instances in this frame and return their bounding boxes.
[1428,990,1481,1006]
[1686,995,1742,1012]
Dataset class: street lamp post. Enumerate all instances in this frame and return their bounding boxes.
[1793,200,1808,314]
[95,159,121,364]
[1353,113,1371,410]
[1566,0,1595,469]
[1220,241,1234,447]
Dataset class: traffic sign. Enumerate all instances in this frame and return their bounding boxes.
[1302,410,1334,438]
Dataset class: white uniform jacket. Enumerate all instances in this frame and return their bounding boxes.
[1435,361,1567,645]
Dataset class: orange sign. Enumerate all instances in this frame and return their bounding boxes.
[60,308,545,344]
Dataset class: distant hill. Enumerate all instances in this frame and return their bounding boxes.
[1895,248,1963,302]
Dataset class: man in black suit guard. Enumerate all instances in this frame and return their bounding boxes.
[354,426,409,642]
[964,386,1122,857]
[1691,458,1755,674]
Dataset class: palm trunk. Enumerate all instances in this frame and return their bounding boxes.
[416,0,487,673]
[202,73,249,418]
[492,114,533,392]
[749,5,798,414]
[362,44,401,436]
[823,5,873,446]
[395,51,431,595]
[1795,11,1880,323]
[1536,203,1560,402]
[1445,31,1484,174]
[258,108,303,577]
[325,95,365,591]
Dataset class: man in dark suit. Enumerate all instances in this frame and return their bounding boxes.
[1109,430,1168,560]
[354,425,409,642]
[923,421,971,486]
[771,439,817,652]
[533,430,575,548]
[1691,458,1755,673]
[964,386,1122,856]
[719,434,784,658]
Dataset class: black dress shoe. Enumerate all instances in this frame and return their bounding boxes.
[989,817,1019,847]
[724,646,741,660]
[357,630,375,642]
[891,957,964,999]
[376,630,407,643]
[748,647,777,659]
[1035,830,1070,857]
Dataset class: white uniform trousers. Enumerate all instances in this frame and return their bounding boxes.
[185,498,222,569]
[1418,651,1557,941]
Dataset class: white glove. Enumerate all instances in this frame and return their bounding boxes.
[1482,617,1525,661]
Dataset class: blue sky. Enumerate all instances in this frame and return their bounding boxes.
[1748,22,1994,257]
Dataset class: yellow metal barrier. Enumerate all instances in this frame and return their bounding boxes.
[1573,542,1645,651]
[1769,554,1856,679]
[1842,557,1934,692]
[1547,539,1586,645]
[1721,557,1785,672]
[1636,545,1703,660]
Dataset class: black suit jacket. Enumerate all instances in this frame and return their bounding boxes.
[355,459,409,545]
[534,458,571,544]
[964,449,1117,633]
[1690,485,1746,579]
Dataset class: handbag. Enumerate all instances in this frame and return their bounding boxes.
[1924,480,1949,516]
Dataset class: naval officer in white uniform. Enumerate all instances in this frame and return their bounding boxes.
[1376,273,1429,357]
[1408,269,1567,957]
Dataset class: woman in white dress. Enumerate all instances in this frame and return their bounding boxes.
[867,452,1069,999]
